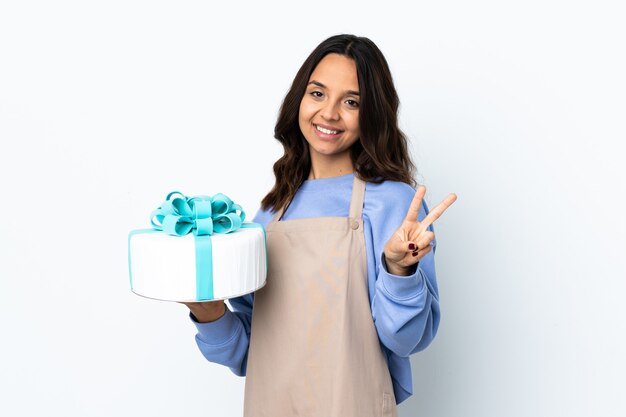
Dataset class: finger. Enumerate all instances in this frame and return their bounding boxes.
[178,301,199,309]
[394,229,407,242]
[404,185,426,222]
[411,241,433,257]
[419,193,457,232]
[414,231,435,251]
[415,243,433,260]
[389,237,418,256]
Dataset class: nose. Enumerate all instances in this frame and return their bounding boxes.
[320,101,340,121]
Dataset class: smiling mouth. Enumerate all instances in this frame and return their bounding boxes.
[314,124,343,135]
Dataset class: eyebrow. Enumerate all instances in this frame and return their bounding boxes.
[308,80,360,96]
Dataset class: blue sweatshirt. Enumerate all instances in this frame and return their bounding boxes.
[190,173,440,404]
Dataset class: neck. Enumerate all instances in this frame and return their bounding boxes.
[308,151,354,180]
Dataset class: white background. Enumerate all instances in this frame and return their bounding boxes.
[1,1,624,416]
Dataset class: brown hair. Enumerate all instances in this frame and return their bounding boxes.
[261,34,417,213]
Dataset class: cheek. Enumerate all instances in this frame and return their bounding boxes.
[299,100,315,122]
[347,113,360,135]
[297,107,306,129]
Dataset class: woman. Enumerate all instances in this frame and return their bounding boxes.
[184,34,457,416]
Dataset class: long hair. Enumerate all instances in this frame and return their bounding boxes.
[260,34,417,213]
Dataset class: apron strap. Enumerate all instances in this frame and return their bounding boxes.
[349,175,366,220]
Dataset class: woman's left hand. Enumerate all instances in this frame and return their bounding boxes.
[383,186,457,275]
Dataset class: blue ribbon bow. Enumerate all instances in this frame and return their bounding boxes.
[150,191,246,237]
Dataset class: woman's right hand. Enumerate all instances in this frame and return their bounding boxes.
[179,300,226,323]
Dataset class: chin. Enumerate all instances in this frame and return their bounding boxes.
[312,144,347,157]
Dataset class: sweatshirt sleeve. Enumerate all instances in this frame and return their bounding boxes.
[370,184,441,358]
[190,293,253,376]
[189,207,273,376]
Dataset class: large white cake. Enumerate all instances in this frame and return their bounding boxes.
[127,191,267,302]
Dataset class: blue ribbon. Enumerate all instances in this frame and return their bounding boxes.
[150,191,246,300]
[150,191,246,237]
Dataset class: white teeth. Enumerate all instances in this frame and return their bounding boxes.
[316,125,339,135]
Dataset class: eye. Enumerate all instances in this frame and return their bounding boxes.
[346,99,359,108]
[309,91,323,98]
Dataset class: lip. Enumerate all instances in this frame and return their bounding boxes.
[313,123,344,140]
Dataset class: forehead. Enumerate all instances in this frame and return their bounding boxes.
[309,53,359,90]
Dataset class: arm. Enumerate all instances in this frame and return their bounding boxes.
[187,207,273,376]
[373,232,440,357]
[190,293,254,376]
[371,196,440,357]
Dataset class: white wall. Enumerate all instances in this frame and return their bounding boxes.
[1,1,624,416]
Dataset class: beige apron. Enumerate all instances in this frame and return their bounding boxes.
[243,175,397,417]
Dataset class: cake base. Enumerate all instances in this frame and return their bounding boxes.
[128,224,267,302]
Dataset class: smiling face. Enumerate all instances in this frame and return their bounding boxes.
[298,53,361,175]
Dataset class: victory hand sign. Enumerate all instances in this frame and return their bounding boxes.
[383,186,457,276]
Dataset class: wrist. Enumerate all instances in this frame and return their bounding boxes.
[189,301,226,323]
[383,255,414,276]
